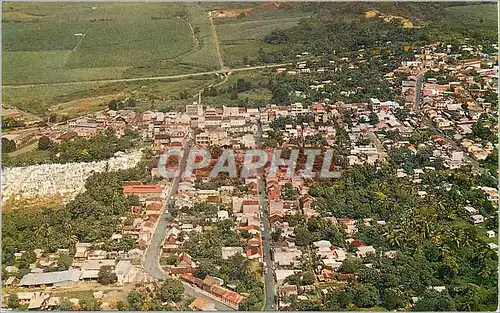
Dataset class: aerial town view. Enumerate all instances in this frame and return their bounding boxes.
[1,2,498,311]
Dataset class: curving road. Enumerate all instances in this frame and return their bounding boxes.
[143,140,192,280]
[142,138,234,311]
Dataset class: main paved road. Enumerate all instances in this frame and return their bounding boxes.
[256,122,276,311]
[144,140,192,280]
[142,140,234,311]
[2,63,293,89]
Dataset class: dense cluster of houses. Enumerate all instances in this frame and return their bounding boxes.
[2,37,497,311]
[157,168,262,309]
[185,104,258,148]
[4,243,146,288]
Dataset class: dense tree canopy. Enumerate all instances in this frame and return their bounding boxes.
[98,266,117,285]
[158,278,184,303]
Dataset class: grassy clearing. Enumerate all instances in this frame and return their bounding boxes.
[2,51,127,85]
[55,290,96,303]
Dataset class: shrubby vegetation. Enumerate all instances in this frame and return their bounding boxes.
[2,138,16,153]
[2,117,26,129]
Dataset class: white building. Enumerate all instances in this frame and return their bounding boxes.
[114,260,137,285]
[469,214,485,224]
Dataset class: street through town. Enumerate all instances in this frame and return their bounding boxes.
[141,140,235,311]
[256,122,276,311]
[143,140,192,280]
[414,71,487,175]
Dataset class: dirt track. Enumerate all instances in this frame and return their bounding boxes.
[208,12,225,71]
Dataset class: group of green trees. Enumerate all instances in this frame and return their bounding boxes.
[282,182,299,200]
[320,243,497,311]
[2,137,17,153]
[256,14,429,67]
[183,219,244,266]
[122,278,185,311]
[389,146,443,172]
[221,254,264,311]
[277,166,498,311]
[469,114,497,144]
[107,99,137,111]
[285,215,346,248]
[3,128,140,166]
[270,115,314,129]
[180,202,219,219]
[2,116,26,129]
[266,55,399,105]
[424,70,457,85]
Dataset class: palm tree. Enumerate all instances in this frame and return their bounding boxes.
[385,227,404,248]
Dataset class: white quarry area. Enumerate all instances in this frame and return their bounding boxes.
[1,150,143,204]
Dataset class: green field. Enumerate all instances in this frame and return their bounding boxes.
[2,2,223,115]
[2,2,218,86]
